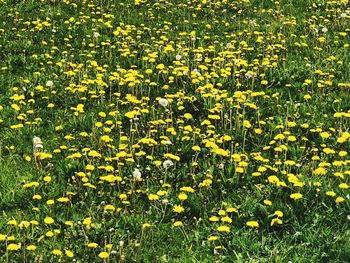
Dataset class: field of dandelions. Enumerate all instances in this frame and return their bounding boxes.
[0,0,350,262]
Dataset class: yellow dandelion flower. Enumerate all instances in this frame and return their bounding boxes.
[209,216,220,222]
[183,113,193,119]
[274,211,284,217]
[271,218,283,226]
[336,197,345,204]
[208,235,218,241]
[7,243,21,251]
[246,221,259,228]
[173,205,185,213]
[52,249,62,256]
[326,191,336,197]
[142,223,152,229]
[263,200,272,206]
[44,217,54,224]
[217,225,230,232]
[339,183,349,189]
[173,221,183,227]
[26,245,37,251]
[65,250,74,257]
[148,194,159,201]
[87,243,98,248]
[98,252,109,259]
[178,192,188,201]
[221,216,232,223]
[290,193,303,200]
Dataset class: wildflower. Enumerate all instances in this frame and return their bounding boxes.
[339,183,349,189]
[274,211,284,217]
[142,223,152,228]
[132,168,142,180]
[173,205,185,213]
[183,113,193,119]
[148,194,159,201]
[313,167,327,176]
[246,221,259,228]
[263,200,272,206]
[52,249,63,256]
[243,120,252,128]
[157,190,167,196]
[339,151,347,157]
[271,218,283,226]
[7,243,21,251]
[83,217,94,230]
[87,243,98,248]
[64,221,74,227]
[93,32,100,38]
[290,193,303,200]
[57,197,69,202]
[326,191,336,197]
[221,216,232,223]
[173,221,183,227]
[7,219,17,226]
[47,200,55,205]
[43,176,52,182]
[104,204,116,211]
[175,54,182,60]
[192,145,201,151]
[158,98,169,107]
[46,80,54,87]
[217,225,230,232]
[178,192,188,201]
[163,160,174,169]
[226,207,238,213]
[26,245,37,251]
[32,194,42,200]
[46,231,54,237]
[209,216,219,222]
[65,250,74,257]
[320,132,330,139]
[33,136,43,149]
[44,217,54,224]
[336,197,345,204]
[98,252,109,259]
[180,186,195,193]
[245,71,254,79]
[208,235,218,241]
[218,210,226,216]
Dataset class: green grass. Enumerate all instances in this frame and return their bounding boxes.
[0,0,350,262]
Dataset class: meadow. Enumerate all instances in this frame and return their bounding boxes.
[0,0,350,262]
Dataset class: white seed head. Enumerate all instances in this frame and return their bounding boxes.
[33,136,43,149]
[163,160,174,169]
[158,98,169,107]
[93,31,100,38]
[46,80,54,87]
[132,168,141,180]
